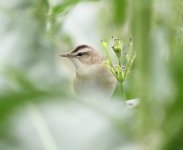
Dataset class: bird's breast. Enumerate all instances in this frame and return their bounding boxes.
[73,64,116,100]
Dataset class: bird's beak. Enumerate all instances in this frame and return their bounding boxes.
[60,53,74,58]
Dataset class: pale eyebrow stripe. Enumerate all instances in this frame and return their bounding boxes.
[74,50,89,56]
[75,48,89,53]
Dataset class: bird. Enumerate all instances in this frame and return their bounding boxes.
[60,45,117,100]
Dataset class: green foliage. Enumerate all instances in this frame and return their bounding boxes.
[1,0,183,149]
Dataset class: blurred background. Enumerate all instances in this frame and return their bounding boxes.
[0,0,183,150]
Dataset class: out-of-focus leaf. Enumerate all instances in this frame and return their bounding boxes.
[162,42,183,150]
[49,0,99,18]
[112,0,127,25]
[51,0,80,17]
[0,68,70,122]
[31,0,49,29]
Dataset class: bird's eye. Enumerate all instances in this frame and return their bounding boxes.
[77,53,83,57]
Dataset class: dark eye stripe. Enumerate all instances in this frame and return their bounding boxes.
[77,53,83,56]
[72,45,89,53]
[76,51,89,57]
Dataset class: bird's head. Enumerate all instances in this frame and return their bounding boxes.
[60,45,103,73]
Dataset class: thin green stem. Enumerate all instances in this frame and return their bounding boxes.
[104,47,113,65]
[118,57,122,67]
[120,82,126,101]
[123,62,129,80]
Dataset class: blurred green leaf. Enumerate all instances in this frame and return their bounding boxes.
[51,0,80,17]
[112,0,127,25]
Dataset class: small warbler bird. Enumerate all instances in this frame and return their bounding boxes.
[60,45,116,100]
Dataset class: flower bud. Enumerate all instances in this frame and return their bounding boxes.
[101,40,108,49]
[112,38,123,59]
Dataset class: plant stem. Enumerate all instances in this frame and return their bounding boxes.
[104,47,113,65]
[120,82,126,101]
[118,57,122,67]
[118,56,126,101]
